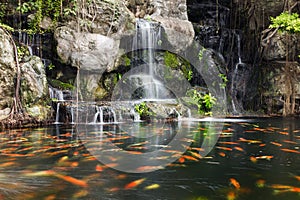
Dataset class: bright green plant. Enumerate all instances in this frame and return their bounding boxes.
[187,89,216,116]
[269,12,300,33]
[218,73,228,88]
[134,102,153,118]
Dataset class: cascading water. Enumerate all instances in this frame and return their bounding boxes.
[131,19,169,100]
[231,32,246,114]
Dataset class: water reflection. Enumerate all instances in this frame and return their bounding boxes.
[0,118,299,199]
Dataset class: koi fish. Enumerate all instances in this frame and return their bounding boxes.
[238,138,262,144]
[124,178,146,190]
[216,146,232,151]
[283,140,297,144]
[54,173,88,188]
[278,131,289,135]
[218,141,239,145]
[182,155,199,161]
[270,141,282,147]
[218,152,226,157]
[255,155,273,160]
[229,178,240,189]
[144,183,160,190]
[234,146,244,152]
[280,148,300,154]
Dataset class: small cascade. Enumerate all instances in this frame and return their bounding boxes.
[231,32,246,114]
[17,32,43,57]
[91,106,118,124]
[93,106,103,124]
[130,107,141,122]
[54,102,61,124]
[49,87,65,101]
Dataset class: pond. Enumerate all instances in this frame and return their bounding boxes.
[0,117,299,200]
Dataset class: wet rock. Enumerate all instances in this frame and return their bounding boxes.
[0,28,16,111]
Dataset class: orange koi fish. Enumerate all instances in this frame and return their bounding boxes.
[270,141,282,147]
[283,140,297,144]
[182,155,199,161]
[234,146,244,152]
[54,173,88,188]
[124,178,146,190]
[278,131,289,135]
[216,146,232,151]
[218,141,239,145]
[218,152,226,157]
[229,178,240,189]
[238,138,262,144]
[280,148,300,154]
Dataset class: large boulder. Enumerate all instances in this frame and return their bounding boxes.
[0,28,16,118]
[55,26,120,72]
[54,0,136,72]
[20,56,52,120]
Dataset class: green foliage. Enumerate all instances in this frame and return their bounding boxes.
[198,47,206,61]
[269,12,300,34]
[48,63,55,70]
[16,0,78,33]
[0,23,14,32]
[134,102,153,118]
[164,51,193,81]
[218,73,228,88]
[0,2,7,21]
[17,46,30,58]
[164,51,179,69]
[187,89,216,116]
[48,79,75,90]
[182,64,193,81]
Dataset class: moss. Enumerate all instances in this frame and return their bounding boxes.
[48,79,75,90]
[164,51,179,69]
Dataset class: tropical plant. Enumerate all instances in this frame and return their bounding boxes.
[187,89,216,116]
[134,102,153,119]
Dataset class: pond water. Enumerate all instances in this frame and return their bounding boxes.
[0,117,299,200]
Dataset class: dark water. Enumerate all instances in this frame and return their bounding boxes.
[0,117,299,200]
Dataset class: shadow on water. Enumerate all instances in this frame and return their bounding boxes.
[0,117,299,199]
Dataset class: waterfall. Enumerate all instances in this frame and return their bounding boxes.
[49,87,65,101]
[18,32,42,57]
[54,102,61,124]
[131,19,169,100]
[91,106,118,124]
[231,32,245,114]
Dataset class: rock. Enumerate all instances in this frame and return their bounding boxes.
[55,26,120,72]
[151,0,188,20]
[152,16,194,52]
[54,0,136,72]
[20,56,51,120]
[0,28,16,110]
[261,29,299,61]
